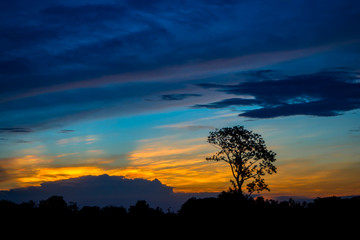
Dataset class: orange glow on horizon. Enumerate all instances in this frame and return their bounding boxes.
[1,138,359,198]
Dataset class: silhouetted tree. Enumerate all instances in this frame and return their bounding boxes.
[101,206,127,219]
[39,195,67,210]
[1,194,360,232]
[128,200,151,217]
[128,200,166,219]
[206,125,277,197]
[67,201,79,214]
[79,206,101,217]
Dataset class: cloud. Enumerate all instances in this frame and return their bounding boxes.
[0,135,229,193]
[0,81,185,129]
[2,0,360,101]
[0,127,33,133]
[0,174,218,210]
[124,136,232,192]
[195,69,360,118]
[0,167,11,183]
[4,0,359,130]
[15,140,34,144]
[193,98,260,109]
[40,4,127,24]
[349,127,360,136]
[59,130,75,133]
[56,135,97,145]
[161,93,202,101]
[55,153,79,158]
[87,150,104,154]
[265,158,360,199]
[156,124,215,131]
[0,58,32,75]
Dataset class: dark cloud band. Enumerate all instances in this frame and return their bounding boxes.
[0,127,33,133]
[194,70,360,118]
[161,93,202,101]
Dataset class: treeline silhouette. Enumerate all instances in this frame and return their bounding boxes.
[1,192,359,234]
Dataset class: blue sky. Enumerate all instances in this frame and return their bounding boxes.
[1,0,360,200]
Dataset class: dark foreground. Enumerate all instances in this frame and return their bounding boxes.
[1,192,359,236]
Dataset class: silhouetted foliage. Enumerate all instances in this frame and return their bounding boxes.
[1,194,359,234]
[79,205,102,217]
[39,195,67,210]
[128,200,166,221]
[101,205,127,219]
[206,126,277,196]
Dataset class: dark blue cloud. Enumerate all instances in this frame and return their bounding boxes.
[161,93,202,101]
[40,4,127,23]
[0,174,217,210]
[1,0,360,97]
[0,127,33,133]
[194,98,261,109]
[1,0,360,127]
[194,69,360,118]
[59,130,75,134]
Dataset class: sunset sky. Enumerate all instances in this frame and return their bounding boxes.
[1,0,360,201]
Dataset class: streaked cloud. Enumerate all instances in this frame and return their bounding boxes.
[16,166,106,187]
[0,127,33,133]
[87,150,104,154]
[58,129,75,134]
[265,158,360,198]
[0,0,360,200]
[161,93,202,101]
[156,124,215,131]
[124,136,231,192]
[57,135,97,145]
[55,152,79,158]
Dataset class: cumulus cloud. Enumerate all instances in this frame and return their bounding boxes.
[0,174,217,210]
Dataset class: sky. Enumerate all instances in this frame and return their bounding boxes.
[1,0,360,204]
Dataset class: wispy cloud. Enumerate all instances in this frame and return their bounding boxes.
[2,45,333,104]
[123,136,231,192]
[57,135,97,145]
[161,93,202,101]
[1,0,360,130]
[87,150,104,154]
[58,129,75,133]
[0,127,33,133]
[349,127,360,133]
[0,152,121,190]
[156,123,214,131]
[15,140,34,144]
[265,158,360,198]
[55,152,79,158]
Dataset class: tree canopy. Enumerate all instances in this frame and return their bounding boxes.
[206,125,277,196]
